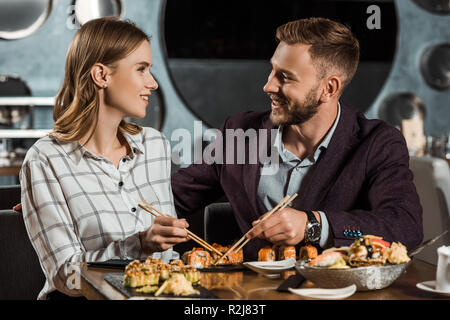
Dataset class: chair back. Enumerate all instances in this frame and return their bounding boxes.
[204,202,242,246]
[410,156,450,265]
[0,185,45,299]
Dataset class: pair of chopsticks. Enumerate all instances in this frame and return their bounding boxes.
[215,193,298,265]
[138,200,223,257]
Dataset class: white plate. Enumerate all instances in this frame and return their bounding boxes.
[288,284,357,300]
[243,258,296,274]
[416,280,450,297]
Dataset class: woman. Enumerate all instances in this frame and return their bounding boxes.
[20,17,189,300]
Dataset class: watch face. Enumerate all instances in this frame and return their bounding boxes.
[307,223,321,242]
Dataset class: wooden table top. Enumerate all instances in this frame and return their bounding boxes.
[79,259,450,300]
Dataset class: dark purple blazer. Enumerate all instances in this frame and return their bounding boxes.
[171,103,423,260]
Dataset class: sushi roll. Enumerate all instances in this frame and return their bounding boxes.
[258,246,276,262]
[276,245,296,260]
[299,245,318,260]
[182,266,201,284]
[145,257,162,265]
[308,251,348,268]
[170,259,185,267]
[122,268,159,287]
[158,263,171,281]
[211,243,243,265]
[182,248,212,268]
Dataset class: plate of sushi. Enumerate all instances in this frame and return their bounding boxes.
[295,235,412,291]
[104,257,215,298]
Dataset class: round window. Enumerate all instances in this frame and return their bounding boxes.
[74,0,123,26]
[0,0,53,40]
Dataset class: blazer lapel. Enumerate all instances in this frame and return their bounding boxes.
[243,113,276,220]
[296,103,360,210]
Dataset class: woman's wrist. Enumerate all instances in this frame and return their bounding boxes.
[139,231,155,255]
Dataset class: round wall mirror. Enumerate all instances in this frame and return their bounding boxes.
[420,44,450,91]
[0,0,53,40]
[413,0,450,15]
[74,0,123,26]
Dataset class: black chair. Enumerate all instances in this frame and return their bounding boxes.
[204,202,241,245]
[0,185,45,300]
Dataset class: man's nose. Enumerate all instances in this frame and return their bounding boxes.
[263,72,278,93]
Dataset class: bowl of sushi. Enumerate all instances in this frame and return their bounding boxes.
[295,235,412,291]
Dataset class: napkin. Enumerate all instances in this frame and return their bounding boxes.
[276,274,306,292]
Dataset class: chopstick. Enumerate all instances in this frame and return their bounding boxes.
[215,193,297,265]
[234,193,298,253]
[138,201,223,257]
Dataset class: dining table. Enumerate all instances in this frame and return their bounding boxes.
[78,258,449,301]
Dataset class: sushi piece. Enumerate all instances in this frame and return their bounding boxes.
[122,268,160,288]
[182,265,201,284]
[158,263,171,281]
[182,248,212,268]
[308,251,347,268]
[169,259,185,267]
[276,245,296,260]
[299,245,318,260]
[348,236,387,266]
[125,259,142,272]
[258,246,276,262]
[211,243,243,265]
[145,257,162,265]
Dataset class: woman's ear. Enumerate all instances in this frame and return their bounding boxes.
[90,63,110,89]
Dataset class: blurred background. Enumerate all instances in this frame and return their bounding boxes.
[0,0,448,263]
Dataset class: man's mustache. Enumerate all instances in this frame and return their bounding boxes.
[267,94,287,102]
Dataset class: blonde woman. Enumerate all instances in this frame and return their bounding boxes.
[20,18,189,300]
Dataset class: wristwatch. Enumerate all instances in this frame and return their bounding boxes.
[304,210,321,243]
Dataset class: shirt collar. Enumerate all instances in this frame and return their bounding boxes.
[274,102,341,164]
[56,130,145,165]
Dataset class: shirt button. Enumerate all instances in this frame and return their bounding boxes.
[118,181,124,187]
[131,207,136,212]
[122,158,127,163]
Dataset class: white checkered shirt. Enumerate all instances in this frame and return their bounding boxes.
[20,127,179,300]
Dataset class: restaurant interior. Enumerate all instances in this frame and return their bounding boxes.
[0,0,449,301]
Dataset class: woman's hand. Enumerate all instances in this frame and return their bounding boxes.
[139,216,190,254]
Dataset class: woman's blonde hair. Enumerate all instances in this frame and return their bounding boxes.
[51,17,150,143]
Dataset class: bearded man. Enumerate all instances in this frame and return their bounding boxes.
[171,18,423,260]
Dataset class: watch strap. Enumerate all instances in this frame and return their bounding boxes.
[304,210,319,224]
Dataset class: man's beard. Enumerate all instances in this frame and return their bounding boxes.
[269,84,321,126]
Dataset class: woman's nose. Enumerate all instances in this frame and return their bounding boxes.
[147,73,159,91]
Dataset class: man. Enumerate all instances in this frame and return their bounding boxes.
[171,18,423,261]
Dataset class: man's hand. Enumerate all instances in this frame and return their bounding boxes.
[139,216,189,254]
[246,208,319,246]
